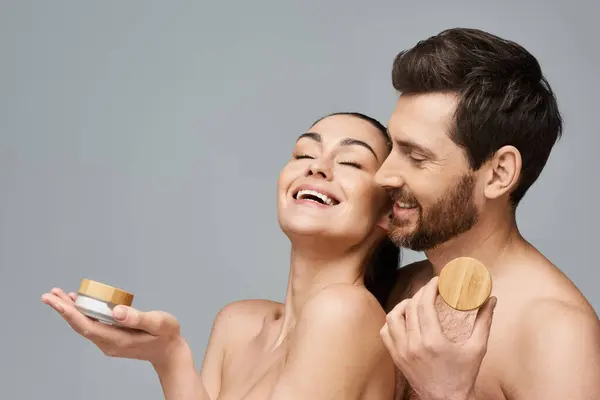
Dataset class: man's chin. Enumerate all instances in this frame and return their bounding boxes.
[388,228,415,247]
[387,227,435,252]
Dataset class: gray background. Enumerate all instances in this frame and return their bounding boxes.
[1,0,597,399]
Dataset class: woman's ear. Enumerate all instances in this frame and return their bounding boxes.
[376,212,393,232]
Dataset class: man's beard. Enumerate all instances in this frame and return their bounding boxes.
[387,174,479,251]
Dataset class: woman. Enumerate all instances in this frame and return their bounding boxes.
[41,112,401,400]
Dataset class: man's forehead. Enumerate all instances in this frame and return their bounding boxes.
[388,93,458,147]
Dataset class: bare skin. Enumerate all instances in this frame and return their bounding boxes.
[387,239,600,399]
[198,114,397,400]
[42,114,397,400]
[200,286,393,400]
[377,92,600,400]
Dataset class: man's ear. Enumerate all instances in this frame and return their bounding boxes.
[483,145,522,200]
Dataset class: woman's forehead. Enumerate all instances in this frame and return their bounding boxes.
[306,115,389,156]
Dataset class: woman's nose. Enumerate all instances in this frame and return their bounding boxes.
[306,161,333,180]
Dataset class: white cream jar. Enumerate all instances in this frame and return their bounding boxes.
[74,279,134,325]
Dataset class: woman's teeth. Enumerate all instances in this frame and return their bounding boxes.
[296,189,336,206]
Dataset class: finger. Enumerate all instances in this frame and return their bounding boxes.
[417,277,444,337]
[42,293,156,359]
[113,307,179,336]
[385,299,409,345]
[406,286,425,340]
[468,296,497,350]
[42,293,122,342]
[380,323,402,365]
[51,288,75,304]
[380,323,394,350]
[68,292,78,302]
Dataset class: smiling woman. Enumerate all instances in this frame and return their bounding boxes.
[41,112,401,400]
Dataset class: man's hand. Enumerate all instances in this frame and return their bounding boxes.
[380,277,497,400]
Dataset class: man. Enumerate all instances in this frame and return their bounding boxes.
[376,28,600,400]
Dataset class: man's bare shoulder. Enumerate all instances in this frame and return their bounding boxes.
[504,295,600,398]
[509,254,597,318]
[385,259,433,312]
[513,258,598,338]
[494,255,600,397]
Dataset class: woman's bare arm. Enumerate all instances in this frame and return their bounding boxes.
[154,339,212,400]
[152,314,229,400]
[154,301,272,400]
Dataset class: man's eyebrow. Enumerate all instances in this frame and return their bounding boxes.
[395,138,436,158]
[296,132,378,160]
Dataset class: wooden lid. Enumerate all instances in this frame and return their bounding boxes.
[77,279,134,306]
[438,257,492,311]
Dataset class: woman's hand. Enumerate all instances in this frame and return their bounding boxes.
[41,288,187,368]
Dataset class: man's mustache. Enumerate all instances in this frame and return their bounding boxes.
[386,188,419,205]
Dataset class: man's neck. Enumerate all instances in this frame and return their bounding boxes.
[425,208,523,275]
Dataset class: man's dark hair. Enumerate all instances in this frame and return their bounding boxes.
[391,27,563,206]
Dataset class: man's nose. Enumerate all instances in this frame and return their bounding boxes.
[375,159,404,189]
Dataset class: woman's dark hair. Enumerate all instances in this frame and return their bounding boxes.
[364,236,401,307]
[311,112,401,307]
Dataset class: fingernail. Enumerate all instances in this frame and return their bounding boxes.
[113,306,127,321]
[490,296,498,309]
[54,302,64,313]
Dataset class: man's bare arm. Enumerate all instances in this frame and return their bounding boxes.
[269,284,396,400]
[511,299,600,399]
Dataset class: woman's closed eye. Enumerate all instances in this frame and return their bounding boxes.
[338,160,362,169]
[294,153,314,160]
[293,153,362,170]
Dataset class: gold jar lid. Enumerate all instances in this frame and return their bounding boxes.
[77,279,134,306]
[438,257,492,311]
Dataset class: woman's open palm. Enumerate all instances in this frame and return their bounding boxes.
[41,288,184,367]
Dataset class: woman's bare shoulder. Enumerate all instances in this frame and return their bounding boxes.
[300,283,387,331]
[216,299,283,320]
[269,284,395,398]
[209,299,284,343]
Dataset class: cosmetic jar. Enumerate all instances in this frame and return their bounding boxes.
[74,279,134,325]
[438,257,492,311]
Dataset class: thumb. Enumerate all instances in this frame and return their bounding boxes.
[469,296,497,351]
[112,305,138,327]
[113,306,179,336]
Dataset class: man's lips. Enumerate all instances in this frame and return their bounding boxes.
[393,201,418,217]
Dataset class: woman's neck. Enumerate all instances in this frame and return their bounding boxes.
[272,243,369,347]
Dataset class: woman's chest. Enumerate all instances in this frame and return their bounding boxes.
[217,344,287,400]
